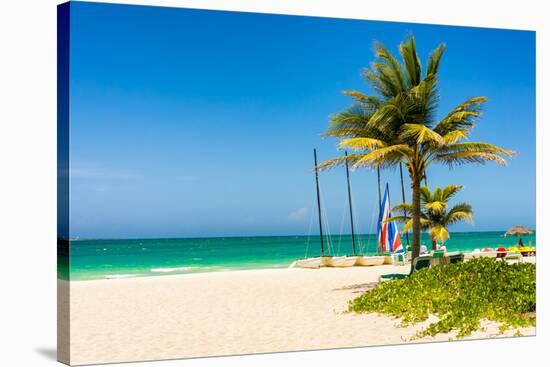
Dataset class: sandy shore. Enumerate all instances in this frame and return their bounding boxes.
[63,262,535,365]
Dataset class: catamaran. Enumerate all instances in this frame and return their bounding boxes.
[295,150,404,269]
[356,184,403,265]
[320,151,358,267]
[324,152,359,267]
[380,184,405,262]
[295,148,330,269]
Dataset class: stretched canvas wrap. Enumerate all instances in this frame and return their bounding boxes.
[57,1,536,365]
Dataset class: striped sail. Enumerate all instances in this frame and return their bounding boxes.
[377,185,404,253]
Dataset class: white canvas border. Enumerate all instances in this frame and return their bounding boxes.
[0,0,545,366]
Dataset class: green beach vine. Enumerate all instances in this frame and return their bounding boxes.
[348,258,535,338]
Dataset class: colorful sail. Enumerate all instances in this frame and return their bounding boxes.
[378,184,404,253]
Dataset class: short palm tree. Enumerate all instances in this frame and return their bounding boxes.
[391,185,473,250]
[319,35,513,261]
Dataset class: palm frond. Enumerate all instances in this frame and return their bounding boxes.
[363,68,398,99]
[365,98,409,139]
[425,201,447,215]
[430,225,450,242]
[386,215,410,223]
[399,123,444,146]
[439,142,514,156]
[442,129,469,144]
[341,91,382,107]
[447,203,474,216]
[401,219,413,233]
[419,186,432,204]
[409,75,440,125]
[400,35,422,87]
[433,142,514,167]
[317,153,365,171]
[323,105,372,138]
[444,211,474,226]
[374,42,405,92]
[401,218,430,233]
[433,96,487,135]
[392,202,414,216]
[338,137,387,151]
[352,144,411,169]
[426,43,446,77]
[443,203,474,225]
[440,185,463,201]
[434,152,509,167]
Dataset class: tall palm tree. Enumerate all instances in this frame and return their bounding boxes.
[319,35,513,261]
[391,185,473,250]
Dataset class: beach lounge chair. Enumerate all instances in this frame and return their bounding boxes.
[519,246,536,257]
[496,247,507,260]
[448,253,465,264]
[379,256,431,281]
[430,249,447,265]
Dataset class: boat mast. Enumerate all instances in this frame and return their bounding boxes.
[344,152,356,255]
[376,167,382,255]
[313,148,325,256]
[377,167,382,209]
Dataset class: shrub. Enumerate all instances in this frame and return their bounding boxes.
[348,258,535,338]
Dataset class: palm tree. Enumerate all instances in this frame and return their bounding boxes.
[319,35,513,261]
[391,185,473,251]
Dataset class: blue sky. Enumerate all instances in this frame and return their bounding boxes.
[69,2,536,238]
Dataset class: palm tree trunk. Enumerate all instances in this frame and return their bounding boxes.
[431,237,437,251]
[399,163,410,247]
[411,176,421,261]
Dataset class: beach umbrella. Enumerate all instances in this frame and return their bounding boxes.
[504,225,533,246]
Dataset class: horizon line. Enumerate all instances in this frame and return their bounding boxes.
[67,229,536,241]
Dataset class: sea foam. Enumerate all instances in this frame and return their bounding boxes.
[104,274,139,279]
[150,266,197,273]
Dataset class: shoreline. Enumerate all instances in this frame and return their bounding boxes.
[66,232,537,282]
[66,263,299,282]
[66,251,537,282]
[63,262,535,365]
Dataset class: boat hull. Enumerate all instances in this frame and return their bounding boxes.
[295,257,322,269]
[355,255,385,266]
[323,256,357,267]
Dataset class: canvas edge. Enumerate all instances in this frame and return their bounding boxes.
[57,1,71,365]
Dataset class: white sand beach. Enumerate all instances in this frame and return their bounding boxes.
[62,261,535,365]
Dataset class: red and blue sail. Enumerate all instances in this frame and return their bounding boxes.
[378,185,404,253]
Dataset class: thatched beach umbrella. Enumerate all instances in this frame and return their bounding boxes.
[504,225,533,246]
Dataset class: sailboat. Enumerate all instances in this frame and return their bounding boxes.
[295,148,328,269]
[356,182,398,266]
[324,152,358,267]
[378,184,405,264]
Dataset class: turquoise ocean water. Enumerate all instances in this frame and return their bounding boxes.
[66,231,536,280]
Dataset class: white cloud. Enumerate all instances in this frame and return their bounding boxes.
[288,207,308,221]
